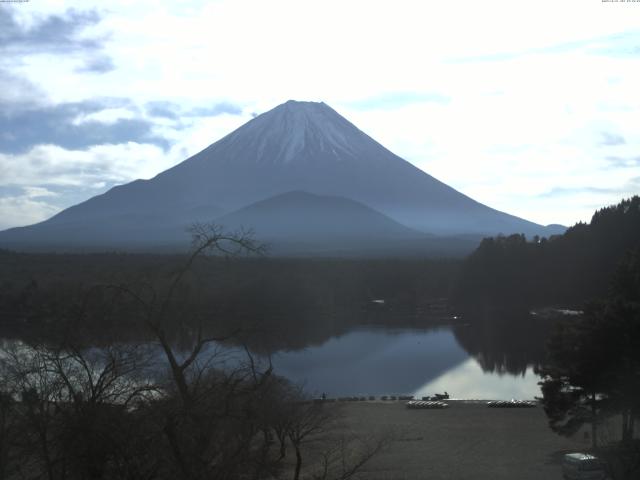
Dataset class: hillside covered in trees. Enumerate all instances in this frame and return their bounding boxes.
[454,196,640,309]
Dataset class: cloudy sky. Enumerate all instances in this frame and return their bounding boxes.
[1,0,639,230]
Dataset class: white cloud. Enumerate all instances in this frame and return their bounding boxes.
[0,142,175,187]
[0,188,61,230]
[72,107,137,125]
[22,186,59,199]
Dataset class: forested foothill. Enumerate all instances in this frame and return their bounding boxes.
[453,196,640,310]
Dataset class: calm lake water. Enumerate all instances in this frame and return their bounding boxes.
[269,325,541,400]
[1,308,551,401]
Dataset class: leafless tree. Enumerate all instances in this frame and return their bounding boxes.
[0,378,19,480]
[0,339,158,480]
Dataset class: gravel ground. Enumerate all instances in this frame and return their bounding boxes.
[328,400,589,480]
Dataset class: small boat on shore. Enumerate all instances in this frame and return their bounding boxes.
[487,400,536,408]
[406,400,448,409]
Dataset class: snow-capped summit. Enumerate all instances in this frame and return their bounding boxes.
[192,100,399,170]
[214,100,366,165]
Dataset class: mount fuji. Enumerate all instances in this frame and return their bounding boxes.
[0,100,563,255]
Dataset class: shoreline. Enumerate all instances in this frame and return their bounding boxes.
[314,396,540,403]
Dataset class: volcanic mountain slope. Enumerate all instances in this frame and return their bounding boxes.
[0,100,562,253]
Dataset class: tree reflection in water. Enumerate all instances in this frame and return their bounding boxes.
[452,308,556,376]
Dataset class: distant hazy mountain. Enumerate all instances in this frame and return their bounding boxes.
[0,100,563,254]
[218,191,423,241]
[215,191,431,255]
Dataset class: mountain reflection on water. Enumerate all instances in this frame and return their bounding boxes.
[271,327,466,397]
[270,318,547,399]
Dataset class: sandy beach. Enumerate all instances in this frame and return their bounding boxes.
[320,400,589,480]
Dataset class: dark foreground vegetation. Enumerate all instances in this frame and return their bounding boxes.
[536,248,640,479]
[454,196,640,479]
[1,196,639,479]
[0,226,394,480]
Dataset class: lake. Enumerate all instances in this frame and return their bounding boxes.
[0,305,552,401]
